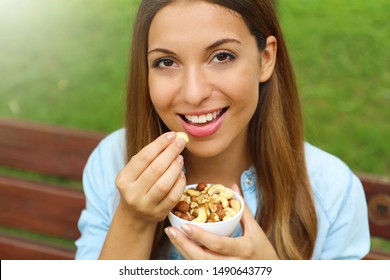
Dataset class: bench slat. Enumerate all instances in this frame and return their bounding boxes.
[359,174,390,240]
[0,118,104,180]
[0,176,85,240]
[0,234,74,260]
[364,250,390,260]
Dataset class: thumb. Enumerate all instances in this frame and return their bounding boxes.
[229,184,254,233]
[240,199,255,233]
[230,183,242,195]
[231,187,258,236]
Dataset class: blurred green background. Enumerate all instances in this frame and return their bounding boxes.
[0,0,389,176]
[0,0,389,254]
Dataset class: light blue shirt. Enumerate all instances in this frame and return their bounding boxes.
[75,128,370,259]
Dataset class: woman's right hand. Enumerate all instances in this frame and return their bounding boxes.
[115,131,187,224]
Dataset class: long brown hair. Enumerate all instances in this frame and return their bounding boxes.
[126,0,317,259]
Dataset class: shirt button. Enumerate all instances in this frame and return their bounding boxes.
[245,177,253,186]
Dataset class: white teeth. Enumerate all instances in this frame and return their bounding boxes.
[184,109,223,124]
[199,115,206,123]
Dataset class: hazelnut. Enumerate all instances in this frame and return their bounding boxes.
[196,182,207,191]
[175,201,190,213]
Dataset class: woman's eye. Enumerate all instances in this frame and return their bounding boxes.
[153,58,176,68]
[211,52,236,64]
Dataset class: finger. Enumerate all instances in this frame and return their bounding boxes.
[146,154,184,203]
[155,169,187,213]
[180,224,240,257]
[230,183,241,195]
[240,203,259,235]
[165,227,231,260]
[164,227,195,259]
[138,136,187,192]
[121,132,177,183]
[230,183,254,234]
[228,183,256,235]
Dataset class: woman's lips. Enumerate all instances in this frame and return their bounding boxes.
[179,108,227,137]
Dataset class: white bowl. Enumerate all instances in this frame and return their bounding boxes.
[168,184,245,237]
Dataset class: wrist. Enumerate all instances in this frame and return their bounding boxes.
[115,201,158,232]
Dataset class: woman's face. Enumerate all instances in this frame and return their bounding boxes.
[147,1,264,158]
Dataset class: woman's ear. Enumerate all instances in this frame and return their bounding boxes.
[259,36,277,83]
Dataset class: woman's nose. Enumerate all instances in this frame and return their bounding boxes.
[181,66,211,105]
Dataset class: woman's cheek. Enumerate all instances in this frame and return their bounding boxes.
[149,79,170,109]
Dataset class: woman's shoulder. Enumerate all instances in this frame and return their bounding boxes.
[84,128,127,181]
[304,142,362,222]
[304,142,352,178]
[93,128,126,162]
[97,127,126,150]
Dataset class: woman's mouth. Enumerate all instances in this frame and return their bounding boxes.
[180,108,227,125]
[179,107,228,137]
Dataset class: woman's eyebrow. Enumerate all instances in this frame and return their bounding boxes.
[205,38,242,51]
[148,48,176,56]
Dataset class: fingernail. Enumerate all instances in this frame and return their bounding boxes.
[166,132,176,141]
[181,225,192,234]
[176,155,183,164]
[165,227,176,239]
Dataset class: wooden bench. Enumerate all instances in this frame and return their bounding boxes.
[0,118,389,260]
[360,174,390,260]
[0,118,105,259]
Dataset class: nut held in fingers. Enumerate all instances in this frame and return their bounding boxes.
[175,132,189,143]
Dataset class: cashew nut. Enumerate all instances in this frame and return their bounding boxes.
[207,184,226,195]
[230,199,241,213]
[187,188,201,197]
[180,193,189,203]
[223,207,237,217]
[208,202,218,213]
[219,189,234,199]
[190,201,199,209]
[222,211,233,221]
[176,132,189,143]
[192,207,207,223]
[211,194,229,208]
[208,184,234,199]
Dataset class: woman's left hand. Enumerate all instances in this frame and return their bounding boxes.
[164,185,279,260]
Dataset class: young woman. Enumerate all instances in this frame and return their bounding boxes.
[75,0,370,260]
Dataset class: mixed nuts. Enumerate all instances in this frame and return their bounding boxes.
[172,183,241,223]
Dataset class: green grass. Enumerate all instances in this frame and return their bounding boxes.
[0,0,139,132]
[278,0,390,176]
[0,0,389,254]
